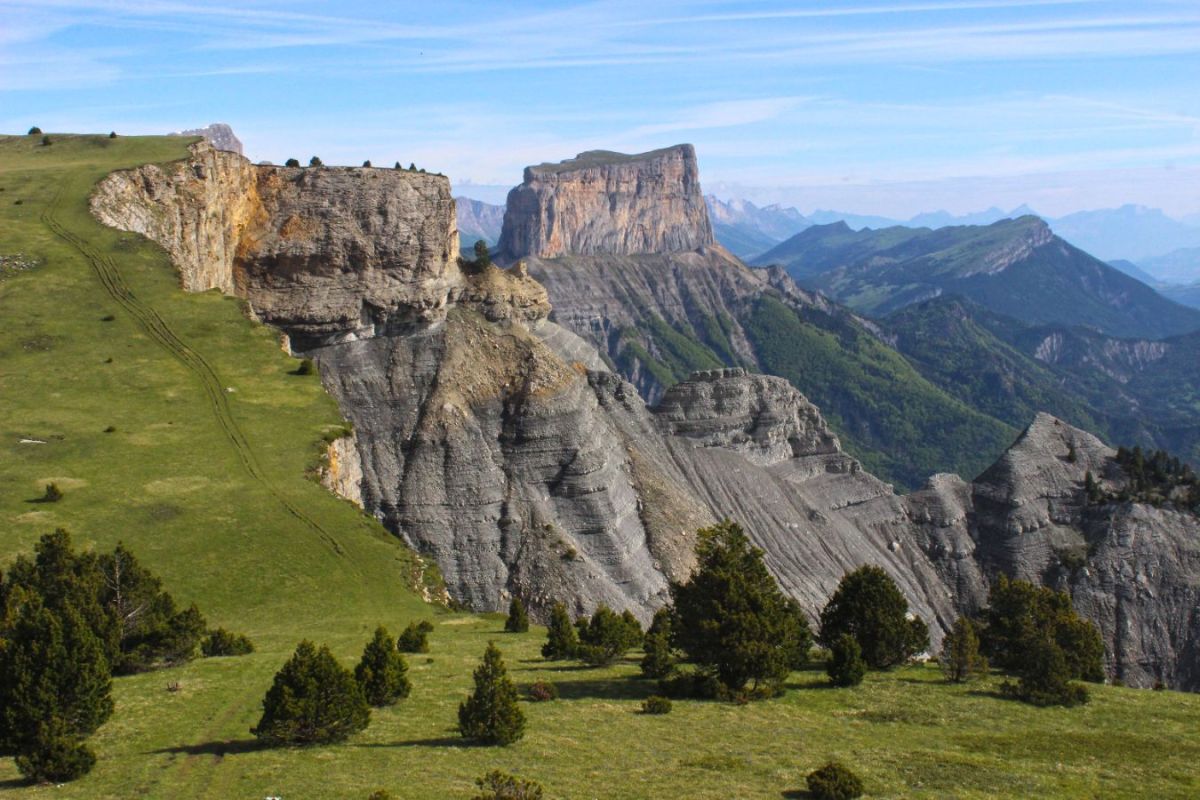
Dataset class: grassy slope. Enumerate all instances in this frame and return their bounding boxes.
[2,135,1197,799]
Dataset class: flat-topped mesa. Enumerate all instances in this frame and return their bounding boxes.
[497,144,715,259]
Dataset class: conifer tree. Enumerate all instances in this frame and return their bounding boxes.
[826,633,867,687]
[672,520,807,691]
[397,620,433,653]
[504,597,529,633]
[576,605,641,666]
[541,602,578,660]
[940,617,988,682]
[818,565,928,669]
[0,594,112,774]
[252,641,370,745]
[640,607,675,679]
[354,626,411,707]
[458,642,525,745]
[14,717,96,783]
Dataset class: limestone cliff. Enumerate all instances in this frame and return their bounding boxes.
[498,145,713,260]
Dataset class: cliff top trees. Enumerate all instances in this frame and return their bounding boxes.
[818,565,928,669]
[671,520,809,692]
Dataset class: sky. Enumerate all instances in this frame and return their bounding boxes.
[2,0,1199,218]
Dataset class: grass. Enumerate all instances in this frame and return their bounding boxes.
[2,133,1198,799]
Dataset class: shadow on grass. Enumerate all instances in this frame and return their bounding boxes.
[0,778,29,790]
[151,738,264,757]
[780,790,813,799]
[359,735,484,749]
[536,676,655,701]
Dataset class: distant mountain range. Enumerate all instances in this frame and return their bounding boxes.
[455,196,505,250]
[752,217,1200,341]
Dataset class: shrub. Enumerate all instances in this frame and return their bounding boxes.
[354,626,411,707]
[367,791,393,800]
[672,520,809,692]
[28,126,42,135]
[397,620,431,653]
[362,160,372,167]
[458,642,525,745]
[541,602,578,660]
[640,607,675,679]
[41,483,63,503]
[294,358,317,376]
[1001,635,1090,707]
[658,668,721,700]
[108,131,117,138]
[309,156,323,167]
[14,720,97,784]
[940,617,988,682]
[818,565,928,669]
[471,769,543,800]
[577,605,641,666]
[202,628,254,657]
[806,760,864,800]
[41,135,51,146]
[640,695,672,714]
[285,158,301,168]
[504,597,529,633]
[394,161,402,169]
[252,641,370,745]
[527,680,558,702]
[826,634,866,687]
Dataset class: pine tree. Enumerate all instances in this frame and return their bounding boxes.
[458,642,525,745]
[504,597,529,633]
[13,717,96,783]
[309,156,323,167]
[252,641,370,746]
[940,617,988,682]
[473,240,491,268]
[397,620,433,653]
[640,607,675,679]
[541,602,578,660]
[576,605,641,666]
[671,520,807,692]
[354,626,411,707]
[0,594,113,768]
[826,633,867,687]
[818,565,927,669]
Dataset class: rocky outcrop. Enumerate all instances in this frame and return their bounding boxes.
[171,123,244,155]
[498,145,713,260]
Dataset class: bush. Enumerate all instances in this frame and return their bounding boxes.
[362,160,372,167]
[397,620,431,653]
[109,131,117,138]
[471,769,543,800]
[504,597,529,633]
[541,602,578,660]
[252,641,370,745]
[806,760,864,800]
[527,680,558,702]
[940,617,988,682]
[577,605,641,666]
[41,483,63,503]
[41,136,51,147]
[202,628,254,657]
[640,695,672,714]
[285,158,301,168]
[1001,635,1090,707]
[28,126,41,135]
[672,521,809,692]
[458,642,525,745]
[309,156,323,167]
[658,668,721,700]
[354,626,411,707]
[818,565,928,669]
[827,634,867,687]
[367,791,393,800]
[294,358,317,376]
[14,720,97,784]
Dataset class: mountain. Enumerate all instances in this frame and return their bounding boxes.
[1139,246,1200,285]
[1162,283,1200,310]
[704,195,811,258]
[455,195,505,250]
[1049,205,1200,262]
[805,209,902,230]
[754,217,1200,340]
[169,122,243,155]
[499,144,1017,489]
[1107,258,1159,285]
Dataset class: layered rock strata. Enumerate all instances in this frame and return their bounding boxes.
[498,145,713,260]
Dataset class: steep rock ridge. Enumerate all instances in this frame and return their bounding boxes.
[908,413,1200,689]
[90,144,963,631]
[498,145,713,260]
[171,123,244,155]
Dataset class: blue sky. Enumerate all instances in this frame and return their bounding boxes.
[2,0,1198,217]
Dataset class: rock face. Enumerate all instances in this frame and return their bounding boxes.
[907,413,1200,689]
[455,197,505,247]
[498,145,713,260]
[92,141,1200,689]
[171,123,244,155]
